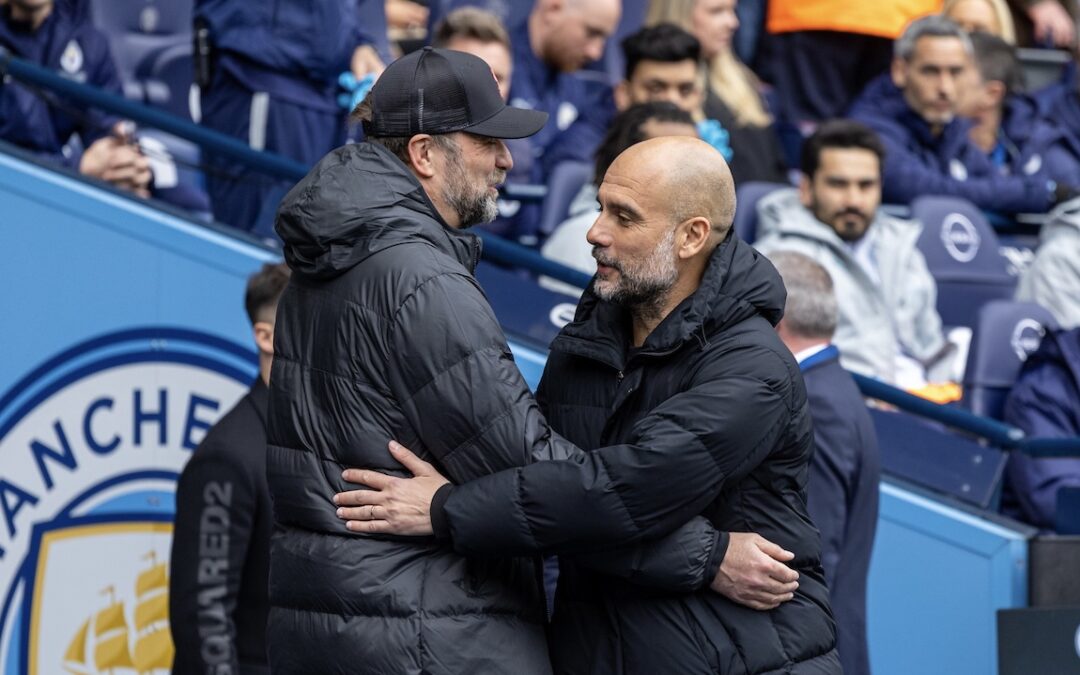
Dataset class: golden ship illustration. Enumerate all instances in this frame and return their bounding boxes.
[62,552,174,674]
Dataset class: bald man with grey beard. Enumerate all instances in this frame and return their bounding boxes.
[336,136,840,675]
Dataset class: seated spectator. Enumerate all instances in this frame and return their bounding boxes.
[0,0,151,197]
[1017,197,1080,328]
[771,250,880,675]
[431,7,528,239]
[540,101,697,294]
[766,0,940,125]
[960,31,1077,183]
[615,23,732,159]
[849,15,1066,215]
[1002,326,1080,531]
[944,0,1017,43]
[755,120,956,385]
[194,0,385,238]
[646,0,788,184]
[503,0,622,245]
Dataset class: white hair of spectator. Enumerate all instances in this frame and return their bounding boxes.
[894,15,974,60]
[770,251,838,340]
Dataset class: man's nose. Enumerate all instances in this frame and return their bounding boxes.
[496,140,513,171]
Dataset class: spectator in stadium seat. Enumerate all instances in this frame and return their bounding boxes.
[541,101,698,293]
[169,262,288,674]
[431,6,533,240]
[647,0,789,184]
[959,31,1078,184]
[501,0,622,245]
[766,0,940,125]
[193,0,386,239]
[1002,326,1080,531]
[755,120,956,386]
[0,0,151,197]
[1017,197,1080,329]
[944,0,1017,44]
[771,250,881,675]
[614,23,732,160]
[849,15,1066,214]
[266,49,799,673]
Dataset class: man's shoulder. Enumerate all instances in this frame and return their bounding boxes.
[187,390,266,470]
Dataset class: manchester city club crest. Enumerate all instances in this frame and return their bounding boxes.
[0,328,255,674]
[59,40,84,76]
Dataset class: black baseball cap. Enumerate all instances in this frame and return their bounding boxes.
[364,46,548,139]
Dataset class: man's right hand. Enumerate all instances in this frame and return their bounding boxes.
[710,532,799,611]
[79,136,152,197]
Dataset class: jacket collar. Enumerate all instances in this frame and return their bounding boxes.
[277,141,480,280]
[551,233,785,370]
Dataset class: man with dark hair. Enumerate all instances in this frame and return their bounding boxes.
[849,15,1072,214]
[756,119,955,385]
[170,261,290,674]
[335,136,841,674]
[771,251,881,675]
[959,31,1076,183]
[615,22,703,114]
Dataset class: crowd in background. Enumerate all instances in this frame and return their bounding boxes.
[1,0,1079,536]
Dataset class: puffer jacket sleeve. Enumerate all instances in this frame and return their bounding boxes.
[382,269,579,482]
[438,344,795,556]
[534,369,725,592]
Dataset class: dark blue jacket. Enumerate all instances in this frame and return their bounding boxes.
[1002,328,1080,531]
[999,94,1078,186]
[0,4,120,166]
[800,345,880,675]
[194,0,377,111]
[848,74,1053,214]
[1038,88,1080,192]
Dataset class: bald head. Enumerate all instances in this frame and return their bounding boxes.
[609,136,736,241]
[532,0,621,72]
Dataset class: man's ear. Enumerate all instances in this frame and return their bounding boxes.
[406,135,437,178]
[891,57,907,88]
[798,173,813,208]
[986,80,1007,108]
[253,321,274,357]
[676,217,711,260]
[613,81,631,111]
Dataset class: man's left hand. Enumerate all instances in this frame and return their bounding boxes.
[351,44,385,80]
[334,441,449,535]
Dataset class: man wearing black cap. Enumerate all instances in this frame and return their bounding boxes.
[266,47,799,674]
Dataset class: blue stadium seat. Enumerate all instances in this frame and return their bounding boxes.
[868,408,1007,509]
[91,0,191,37]
[137,43,194,121]
[910,195,1017,329]
[427,0,532,37]
[962,300,1058,420]
[537,160,592,238]
[733,181,786,243]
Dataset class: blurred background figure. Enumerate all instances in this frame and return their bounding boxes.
[192,0,386,239]
[0,0,152,197]
[763,0,940,129]
[771,250,881,675]
[646,0,788,184]
[944,0,1017,43]
[755,120,956,387]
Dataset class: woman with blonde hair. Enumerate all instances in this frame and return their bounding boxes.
[647,0,789,184]
[942,0,1017,43]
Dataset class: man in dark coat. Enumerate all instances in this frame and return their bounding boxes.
[170,262,290,673]
[338,136,841,674]
[771,251,881,675]
[267,49,794,674]
[1003,327,1080,531]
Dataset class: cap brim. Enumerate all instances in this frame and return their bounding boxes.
[465,106,549,139]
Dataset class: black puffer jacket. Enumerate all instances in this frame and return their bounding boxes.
[436,235,841,674]
[265,142,721,674]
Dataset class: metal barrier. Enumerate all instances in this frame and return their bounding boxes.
[0,48,593,290]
